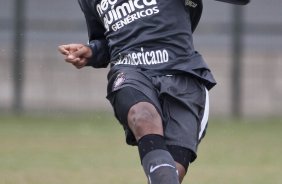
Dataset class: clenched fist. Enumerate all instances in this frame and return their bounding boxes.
[58,44,93,69]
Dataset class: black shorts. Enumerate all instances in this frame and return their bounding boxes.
[106,67,209,161]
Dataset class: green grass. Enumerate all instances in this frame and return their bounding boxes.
[0,114,281,184]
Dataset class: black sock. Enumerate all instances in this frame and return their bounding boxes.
[138,134,180,184]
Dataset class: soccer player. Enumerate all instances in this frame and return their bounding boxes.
[58,0,250,183]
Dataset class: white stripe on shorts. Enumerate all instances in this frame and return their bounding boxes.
[198,88,209,140]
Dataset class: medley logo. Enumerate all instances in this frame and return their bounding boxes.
[96,0,159,31]
[114,47,169,66]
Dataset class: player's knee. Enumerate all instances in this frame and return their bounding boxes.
[127,102,162,140]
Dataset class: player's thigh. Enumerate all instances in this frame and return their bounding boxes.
[107,69,164,145]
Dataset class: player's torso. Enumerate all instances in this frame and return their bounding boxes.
[90,0,196,68]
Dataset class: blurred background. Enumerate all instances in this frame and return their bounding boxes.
[0,0,282,117]
[0,1,282,184]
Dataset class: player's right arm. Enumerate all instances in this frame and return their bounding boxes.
[58,0,110,69]
[78,0,110,68]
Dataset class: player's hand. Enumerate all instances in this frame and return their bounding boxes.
[58,44,93,69]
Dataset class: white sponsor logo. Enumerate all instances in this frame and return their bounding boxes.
[149,164,175,173]
[96,0,160,31]
[114,47,169,66]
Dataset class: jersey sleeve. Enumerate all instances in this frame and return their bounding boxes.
[78,0,110,68]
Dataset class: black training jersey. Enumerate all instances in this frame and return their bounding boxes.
[79,0,216,89]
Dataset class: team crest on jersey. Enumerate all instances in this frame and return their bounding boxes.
[113,72,126,90]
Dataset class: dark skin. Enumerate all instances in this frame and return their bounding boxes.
[58,44,187,182]
[127,102,186,182]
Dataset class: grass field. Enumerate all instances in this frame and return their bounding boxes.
[0,114,281,184]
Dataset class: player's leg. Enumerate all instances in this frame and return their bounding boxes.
[176,162,186,183]
[154,74,209,182]
[109,86,180,184]
[123,89,180,184]
[167,145,194,182]
[127,101,163,140]
[107,69,190,183]
[127,101,180,184]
